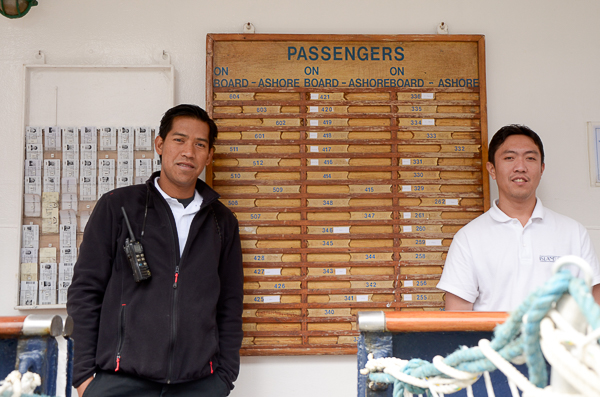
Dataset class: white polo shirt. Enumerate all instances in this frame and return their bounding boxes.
[437,199,600,311]
[154,178,202,257]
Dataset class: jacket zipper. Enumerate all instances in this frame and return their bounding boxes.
[162,200,180,385]
[115,304,126,371]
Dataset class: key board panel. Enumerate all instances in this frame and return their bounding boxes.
[206,34,490,355]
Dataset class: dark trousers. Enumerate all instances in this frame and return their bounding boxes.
[83,371,230,397]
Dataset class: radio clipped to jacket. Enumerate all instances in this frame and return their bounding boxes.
[121,207,151,282]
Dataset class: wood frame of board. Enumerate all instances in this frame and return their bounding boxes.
[206,34,490,356]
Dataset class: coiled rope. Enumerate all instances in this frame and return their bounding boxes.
[361,256,600,397]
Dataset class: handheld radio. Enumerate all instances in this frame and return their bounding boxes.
[121,207,151,282]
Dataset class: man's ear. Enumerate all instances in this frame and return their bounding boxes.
[155,135,164,156]
[206,147,214,166]
[486,162,496,180]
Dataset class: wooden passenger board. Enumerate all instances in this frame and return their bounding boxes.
[206,34,489,355]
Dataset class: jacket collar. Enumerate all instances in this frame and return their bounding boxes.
[147,171,221,209]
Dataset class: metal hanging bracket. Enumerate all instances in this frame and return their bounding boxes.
[157,50,171,65]
[243,22,255,34]
[32,50,46,64]
[437,22,449,34]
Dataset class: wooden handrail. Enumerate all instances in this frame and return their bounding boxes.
[0,316,27,336]
[0,315,64,337]
[384,312,509,333]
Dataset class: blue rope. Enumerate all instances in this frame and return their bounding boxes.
[367,269,600,394]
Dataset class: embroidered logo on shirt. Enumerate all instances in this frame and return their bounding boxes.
[539,255,560,262]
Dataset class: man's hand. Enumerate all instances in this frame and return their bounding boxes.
[593,284,600,306]
[444,292,474,311]
[76,376,94,397]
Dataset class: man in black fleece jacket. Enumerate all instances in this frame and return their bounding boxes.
[67,104,243,397]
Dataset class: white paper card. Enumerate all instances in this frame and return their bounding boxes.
[22,225,39,249]
[263,268,281,276]
[446,199,459,205]
[310,93,319,100]
[43,176,60,193]
[309,120,318,126]
[58,289,69,304]
[44,159,61,177]
[80,127,98,145]
[309,132,317,139]
[118,127,133,144]
[422,119,435,126]
[59,210,77,226]
[356,295,369,302]
[404,280,414,287]
[100,127,117,151]
[403,212,411,219]
[425,239,442,246]
[60,224,77,249]
[401,159,411,165]
[79,176,96,201]
[98,159,115,176]
[24,176,41,196]
[39,289,56,305]
[61,177,77,195]
[26,127,43,144]
[403,226,412,232]
[60,248,77,263]
[39,247,57,263]
[116,175,132,188]
[20,281,38,306]
[135,127,153,151]
[310,159,319,165]
[62,159,79,179]
[136,158,152,177]
[421,93,434,99]
[404,294,413,301]
[44,126,61,151]
[335,268,347,275]
[402,185,411,192]
[98,176,115,199]
[21,249,38,264]
[24,194,41,217]
[25,144,43,160]
[25,159,41,177]
[333,226,350,234]
[263,296,280,303]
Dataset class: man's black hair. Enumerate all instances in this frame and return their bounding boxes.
[488,124,545,166]
[158,104,218,149]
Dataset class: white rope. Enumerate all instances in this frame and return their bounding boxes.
[482,372,495,397]
[539,318,600,397]
[477,339,541,396]
[0,371,41,397]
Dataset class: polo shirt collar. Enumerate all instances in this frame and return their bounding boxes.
[489,198,545,223]
[153,177,202,212]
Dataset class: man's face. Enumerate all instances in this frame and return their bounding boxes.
[155,116,213,197]
[486,134,545,205]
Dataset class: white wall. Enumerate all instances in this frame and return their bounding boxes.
[1,1,600,396]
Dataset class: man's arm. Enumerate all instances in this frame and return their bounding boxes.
[66,196,118,389]
[445,292,474,311]
[215,212,244,390]
[437,228,480,310]
[593,284,600,306]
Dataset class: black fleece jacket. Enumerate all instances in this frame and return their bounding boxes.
[67,173,243,391]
